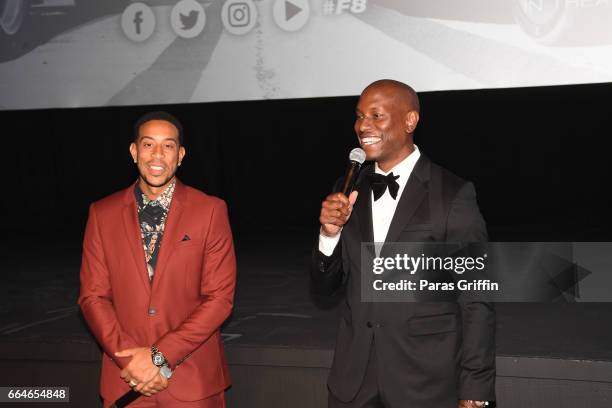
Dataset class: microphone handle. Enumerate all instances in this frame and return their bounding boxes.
[340,161,361,196]
[110,390,141,408]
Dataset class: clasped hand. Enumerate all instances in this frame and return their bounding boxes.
[116,347,169,397]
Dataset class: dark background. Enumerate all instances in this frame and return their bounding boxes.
[1,82,610,245]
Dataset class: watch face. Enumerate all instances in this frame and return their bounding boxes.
[153,353,164,366]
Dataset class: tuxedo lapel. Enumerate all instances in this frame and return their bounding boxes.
[354,167,374,242]
[383,155,431,246]
[122,187,152,295]
[353,166,375,255]
[151,181,186,291]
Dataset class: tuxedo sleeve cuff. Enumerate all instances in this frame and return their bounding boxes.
[318,229,341,256]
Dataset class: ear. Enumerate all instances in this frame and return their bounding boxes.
[405,110,420,133]
[178,146,186,164]
[129,142,138,163]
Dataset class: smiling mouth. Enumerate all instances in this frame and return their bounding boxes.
[148,164,166,175]
[360,136,382,146]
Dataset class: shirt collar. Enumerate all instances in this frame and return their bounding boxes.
[374,145,421,189]
[135,178,176,211]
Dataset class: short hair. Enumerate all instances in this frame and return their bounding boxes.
[134,111,184,145]
[363,79,420,113]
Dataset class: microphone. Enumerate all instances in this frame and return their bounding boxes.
[339,148,366,196]
[110,390,141,408]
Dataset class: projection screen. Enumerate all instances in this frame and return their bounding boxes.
[1,0,611,110]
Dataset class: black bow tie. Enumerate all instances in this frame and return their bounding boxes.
[367,172,400,201]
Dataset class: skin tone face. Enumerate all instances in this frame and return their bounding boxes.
[129,119,186,200]
[354,82,420,173]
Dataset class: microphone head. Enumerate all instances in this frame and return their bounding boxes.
[349,148,366,164]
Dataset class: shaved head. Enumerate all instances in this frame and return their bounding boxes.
[362,79,420,114]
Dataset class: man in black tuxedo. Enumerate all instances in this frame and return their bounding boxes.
[312,80,495,408]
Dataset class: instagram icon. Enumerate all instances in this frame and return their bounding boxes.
[222,0,258,35]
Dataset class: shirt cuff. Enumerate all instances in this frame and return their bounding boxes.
[319,229,341,256]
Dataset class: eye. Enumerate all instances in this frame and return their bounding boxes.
[143,142,152,148]
[373,113,384,119]
[164,143,175,149]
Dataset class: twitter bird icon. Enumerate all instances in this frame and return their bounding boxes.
[180,10,199,30]
[171,0,206,38]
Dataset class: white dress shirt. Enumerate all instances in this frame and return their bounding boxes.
[319,145,421,256]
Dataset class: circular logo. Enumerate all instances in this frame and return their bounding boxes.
[272,0,310,32]
[221,0,258,35]
[121,3,156,42]
[513,0,565,41]
[170,0,206,39]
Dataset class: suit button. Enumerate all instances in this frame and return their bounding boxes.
[148,308,156,316]
[319,261,325,272]
[366,321,373,328]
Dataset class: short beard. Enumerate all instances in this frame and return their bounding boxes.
[140,172,176,188]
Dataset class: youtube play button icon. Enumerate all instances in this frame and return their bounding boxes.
[273,0,310,31]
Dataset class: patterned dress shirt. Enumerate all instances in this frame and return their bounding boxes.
[134,179,176,283]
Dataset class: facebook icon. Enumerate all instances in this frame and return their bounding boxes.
[133,10,143,35]
[121,3,155,42]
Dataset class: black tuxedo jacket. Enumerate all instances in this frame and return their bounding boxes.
[311,154,496,407]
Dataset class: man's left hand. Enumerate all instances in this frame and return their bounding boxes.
[116,347,159,386]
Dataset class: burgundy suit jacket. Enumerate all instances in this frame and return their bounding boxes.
[78,180,236,403]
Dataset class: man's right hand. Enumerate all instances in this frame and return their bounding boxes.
[116,347,159,386]
[137,373,169,397]
[319,191,358,237]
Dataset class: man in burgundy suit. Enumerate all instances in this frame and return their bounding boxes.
[79,111,236,407]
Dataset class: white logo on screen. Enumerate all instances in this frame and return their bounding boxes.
[272,0,310,32]
[230,3,249,27]
[222,0,258,35]
[121,3,156,42]
[171,0,207,39]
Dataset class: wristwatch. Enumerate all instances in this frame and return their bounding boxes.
[151,345,167,367]
[151,345,173,379]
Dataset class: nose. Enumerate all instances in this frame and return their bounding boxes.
[358,116,372,133]
[152,144,164,158]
